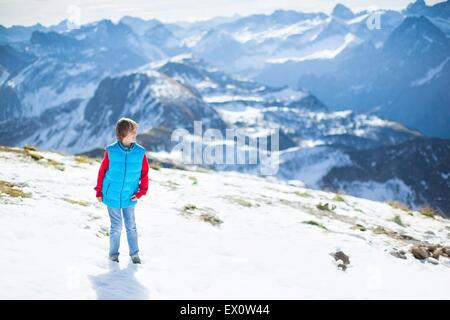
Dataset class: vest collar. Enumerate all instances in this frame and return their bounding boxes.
[117,140,135,151]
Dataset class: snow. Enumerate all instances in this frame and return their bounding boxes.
[215,106,264,124]
[233,18,324,44]
[1,144,450,299]
[149,72,194,102]
[423,34,435,43]
[8,57,101,117]
[263,87,308,102]
[267,33,357,64]
[203,95,264,103]
[196,80,218,90]
[0,68,9,86]
[298,139,326,148]
[411,57,450,87]
[181,31,208,48]
[348,13,371,25]
[65,63,96,76]
[22,83,98,117]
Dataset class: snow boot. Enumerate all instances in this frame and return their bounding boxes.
[131,254,141,264]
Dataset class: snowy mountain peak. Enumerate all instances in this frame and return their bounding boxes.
[404,0,450,18]
[269,9,320,24]
[331,3,355,20]
[197,28,238,47]
[317,17,351,40]
[119,16,165,38]
[405,0,429,15]
[384,15,449,54]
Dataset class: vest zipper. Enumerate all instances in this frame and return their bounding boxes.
[120,150,128,208]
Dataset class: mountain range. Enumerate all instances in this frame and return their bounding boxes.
[0,0,449,216]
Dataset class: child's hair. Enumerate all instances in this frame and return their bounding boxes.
[115,117,139,140]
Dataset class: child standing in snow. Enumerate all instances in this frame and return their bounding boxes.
[94,117,149,264]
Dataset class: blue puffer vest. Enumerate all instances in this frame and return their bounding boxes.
[102,140,146,209]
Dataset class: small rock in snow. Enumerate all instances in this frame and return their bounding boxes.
[390,249,407,260]
[410,245,430,260]
[332,250,350,271]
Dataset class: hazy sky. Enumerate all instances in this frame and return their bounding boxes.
[0,0,445,27]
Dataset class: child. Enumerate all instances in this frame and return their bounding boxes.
[94,117,149,264]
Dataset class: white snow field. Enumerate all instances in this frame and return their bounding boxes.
[0,145,449,299]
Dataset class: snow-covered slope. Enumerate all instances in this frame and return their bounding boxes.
[1,145,449,299]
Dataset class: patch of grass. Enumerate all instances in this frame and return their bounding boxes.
[23,144,38,152]
[148,159,161,170]
[316,202,336,212]
[373,226,388,235]
[351,224,367,232]
[225,195,254,208]
[21,148,65,171]
[181,204,197,212]
[0,180,32,198]
[199,213,223,226]
[387,200,410,211]
[0,145,25,154]
[418,207,437,219]
[46,158,65,171]
[162,180,180,190]
[62,197,90,207]
[26,150,44,161]
[180,204,222,227]
[74,155,95,165]
[188,176,198,185]
[372,225,416,242]
[96,229,110,237]
[333,194,346,202]
[302,220,327,230]
[391,214,406,227]
[293,191,311,197]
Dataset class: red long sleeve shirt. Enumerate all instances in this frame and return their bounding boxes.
[94,150,149,199]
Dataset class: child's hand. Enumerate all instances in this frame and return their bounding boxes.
[131,195,138,201]
[96,196,102,202]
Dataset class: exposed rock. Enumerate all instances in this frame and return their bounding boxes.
[372,226,417,242]
[337,263,347,271]
[351,224,367,232]
[332,250,350,272]
[334,251,350,265]
[410,245,430,260]
[432,247,444,259]
[390,249,407,260]
[444,247,450,256]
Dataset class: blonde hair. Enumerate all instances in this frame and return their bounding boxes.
[115,117,138,140]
